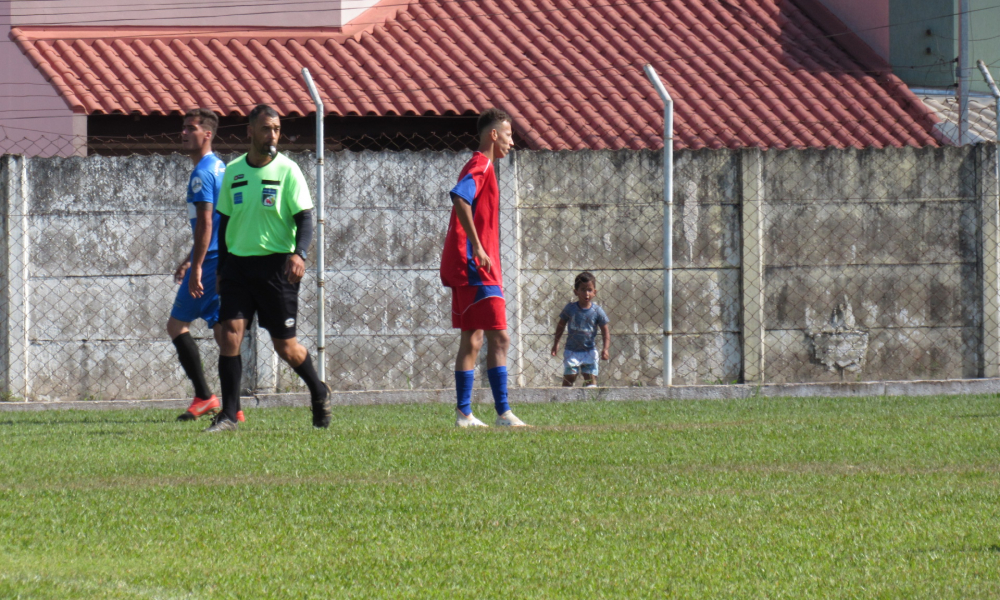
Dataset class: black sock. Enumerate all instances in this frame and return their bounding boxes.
[218,354,242,422]
[172,332,211,399]
[292,352,327,402]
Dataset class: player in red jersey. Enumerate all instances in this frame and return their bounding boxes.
[441,108,527,428]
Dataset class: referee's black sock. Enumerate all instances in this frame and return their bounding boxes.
[172,333,212,400]
[292,352,327,402]
[218,354,242,423]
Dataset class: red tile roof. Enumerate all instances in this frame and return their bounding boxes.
[10,0,941,150]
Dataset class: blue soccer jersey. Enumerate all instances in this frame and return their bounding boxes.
[187,153,225,256]
[559,302,610,352]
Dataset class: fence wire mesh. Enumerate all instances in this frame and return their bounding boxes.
[2,124,1000,400]
[759,147,984,383]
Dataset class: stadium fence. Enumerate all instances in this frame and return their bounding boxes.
[1,133,1000,400]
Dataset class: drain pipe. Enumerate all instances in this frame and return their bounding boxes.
[978,60,1000,142]
[301,68,326,382]
[643,64,673,386]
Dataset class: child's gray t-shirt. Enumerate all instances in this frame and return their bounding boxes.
[559,302,609,351]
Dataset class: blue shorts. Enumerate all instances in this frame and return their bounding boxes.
[170,255,220,328]
[563,349,600,376]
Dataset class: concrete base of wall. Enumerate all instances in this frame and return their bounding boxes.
[1,378,999,412]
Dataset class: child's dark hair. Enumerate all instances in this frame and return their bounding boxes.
[574,271,596,290]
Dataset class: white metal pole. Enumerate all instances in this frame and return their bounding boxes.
[643,64,673,386]
[959,0,971,145]
[301,68,326,382]
[978,59,1000,143]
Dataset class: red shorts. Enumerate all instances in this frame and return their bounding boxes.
[451,285,507,331]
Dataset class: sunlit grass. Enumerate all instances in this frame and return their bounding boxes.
[0,396,998,599]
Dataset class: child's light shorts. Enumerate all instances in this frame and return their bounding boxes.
[563,349,600,376]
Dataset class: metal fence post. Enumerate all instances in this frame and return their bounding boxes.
[643,64,673,386]
[978,142,1000,378]
[302,68,326,383]
[741,148,765,384]
[977,60,1000,143]
[498,150,523,386]
[2,155,30,400]
[976,60,1000,377]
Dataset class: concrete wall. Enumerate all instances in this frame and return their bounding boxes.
[761,146,983,382]
[0,146,994,400]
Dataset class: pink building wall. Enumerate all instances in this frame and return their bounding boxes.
[0,0,379,157]
[1,2,84,157]
[818,0,891,61]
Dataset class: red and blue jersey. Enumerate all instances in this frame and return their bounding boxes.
[440,152,502,288]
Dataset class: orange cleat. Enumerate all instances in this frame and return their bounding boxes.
[177,395,221,421]
[236,410,245,423]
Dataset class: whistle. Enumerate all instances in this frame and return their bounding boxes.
[268,145,277,158]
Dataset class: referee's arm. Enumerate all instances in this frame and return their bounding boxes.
[283,209,314,284]
[215,214,230,293]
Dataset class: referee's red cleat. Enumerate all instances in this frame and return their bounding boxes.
[236,410,245,423]
[176,395,221,421]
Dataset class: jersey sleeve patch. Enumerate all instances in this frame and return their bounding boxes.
[189,169,214,204]
[450,173,477,204]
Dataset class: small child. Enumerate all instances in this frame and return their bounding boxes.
[551,271,610,387]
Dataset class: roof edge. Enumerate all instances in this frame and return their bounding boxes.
[341,0,415,40]
[11,25,354,45]
[8,27,86,114]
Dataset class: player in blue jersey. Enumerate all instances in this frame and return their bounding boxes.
[168,108,238,422]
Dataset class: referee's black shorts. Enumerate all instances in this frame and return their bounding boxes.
[219,253,300,340]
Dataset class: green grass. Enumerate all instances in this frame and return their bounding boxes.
[0,396,998,599]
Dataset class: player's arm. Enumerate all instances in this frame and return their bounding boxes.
[173,259,190,285]
[188,202,214,298]
[283,209,314,284]
[599,323,610,361]
[451,193,491,273]
[551,318,568,356]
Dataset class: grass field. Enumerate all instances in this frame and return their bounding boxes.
[0,395,998,599]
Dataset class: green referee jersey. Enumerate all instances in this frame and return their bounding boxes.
[217,153,313,256]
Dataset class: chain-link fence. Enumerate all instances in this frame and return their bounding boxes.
[3,127,1000,400]
[758,147,984,383]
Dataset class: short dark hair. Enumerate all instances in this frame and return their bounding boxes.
[574,271,596,290]
[248,104,280,125]
[184,108,218,134]
[477,107,511,137]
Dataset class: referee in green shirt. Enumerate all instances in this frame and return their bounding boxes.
[205,104,330,432]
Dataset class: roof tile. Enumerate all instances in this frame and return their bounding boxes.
[9,0,941,149]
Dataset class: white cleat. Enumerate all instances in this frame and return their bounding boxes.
[495,410,528,427]
[456,409,488,428]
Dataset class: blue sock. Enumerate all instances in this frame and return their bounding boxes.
[455,370,474,416]
[487,366,510,415]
